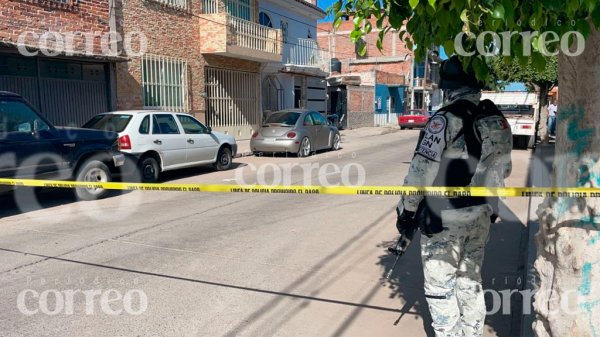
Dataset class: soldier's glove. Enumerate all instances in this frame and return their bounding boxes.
[396,209,418,235]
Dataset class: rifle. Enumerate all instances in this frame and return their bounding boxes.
[386,213,419,280]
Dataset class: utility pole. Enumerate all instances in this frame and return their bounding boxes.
[409,56,415,110]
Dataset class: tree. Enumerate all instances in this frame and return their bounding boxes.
[332,1,600,336]
[490,56,558,143]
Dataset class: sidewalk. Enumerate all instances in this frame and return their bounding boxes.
[234,126,401,158]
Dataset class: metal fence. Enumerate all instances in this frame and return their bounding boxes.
[287,38,326,68]
[205,67,260,128]
[141,54,189,113]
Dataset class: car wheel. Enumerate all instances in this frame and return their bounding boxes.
[139,156,160,183]
[400,126,405,130]
[331,133,341,151]
[215,147,233,171]
[298,137,311,158]
[74,160,111,201]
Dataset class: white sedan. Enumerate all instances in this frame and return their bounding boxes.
[83,111,237,182]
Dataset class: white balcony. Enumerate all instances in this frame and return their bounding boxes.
[200,0,282,62]
[283,38,329,76]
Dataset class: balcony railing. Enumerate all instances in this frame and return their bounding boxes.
[287,38,326,69]
[228,15,280,55]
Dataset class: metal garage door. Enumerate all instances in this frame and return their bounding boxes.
[205,67,260,140]
[0,55,109,127]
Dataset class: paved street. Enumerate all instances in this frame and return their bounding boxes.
[0,129,533,337]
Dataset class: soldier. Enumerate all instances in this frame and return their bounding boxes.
[396,56,513,337]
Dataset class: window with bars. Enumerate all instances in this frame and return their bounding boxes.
[227,0,252,20]
[149,0,188,10]
[141,54,188,112]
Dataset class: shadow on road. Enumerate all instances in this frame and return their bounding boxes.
[377,199,528,337]
[0,246,404,315]
[377,235,434,336]
[0,163,248,219]
[154,162,247,182]
[0,188,134,219]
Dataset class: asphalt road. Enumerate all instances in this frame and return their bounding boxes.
[0,129,533,337]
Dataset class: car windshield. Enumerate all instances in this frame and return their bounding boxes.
[83,114,132,132]
[0,99,50,133]
[264,112,300,126]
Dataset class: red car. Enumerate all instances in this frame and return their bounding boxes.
[398,109,432,129]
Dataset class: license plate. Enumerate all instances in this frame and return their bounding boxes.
[264,138,276,143]
[408,119,414,123]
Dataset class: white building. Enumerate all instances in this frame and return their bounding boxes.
[258,0,328,118]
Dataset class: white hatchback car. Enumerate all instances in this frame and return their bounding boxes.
[83,111,237,182]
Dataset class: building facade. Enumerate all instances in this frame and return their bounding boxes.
[116,0,284,140]
[0,0,121,126]
[318,15,441,128]
[258,0,327,117]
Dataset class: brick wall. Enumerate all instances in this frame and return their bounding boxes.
[375,70,405,86]
[0,0,111,55]
[116,0,262,121]
[346,85,374,128]
[199,14,228,54]
[116,0,205,114]
[317,16,412,78]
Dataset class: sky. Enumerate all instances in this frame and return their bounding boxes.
[318,0,335,22]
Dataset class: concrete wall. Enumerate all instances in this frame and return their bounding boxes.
[259,0,321,63]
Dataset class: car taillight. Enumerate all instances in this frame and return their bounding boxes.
[287,131,297,138]
[252,132,259,138]
[521,125,532,129]
[118,135,132,150]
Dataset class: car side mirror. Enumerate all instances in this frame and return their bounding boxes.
[206,126,212,133]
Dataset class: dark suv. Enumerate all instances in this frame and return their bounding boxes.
[0,91,125,200]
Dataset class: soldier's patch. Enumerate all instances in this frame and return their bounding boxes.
[427,116,446,134]
[416,116,447,162]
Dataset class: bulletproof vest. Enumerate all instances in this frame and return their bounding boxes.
[425,99,505,207]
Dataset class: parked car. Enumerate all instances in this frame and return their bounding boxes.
[251,109,341,157]
[82,111,237,182]
[398,109,432,129]
[0,91,125,200]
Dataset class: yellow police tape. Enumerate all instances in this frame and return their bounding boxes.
[2,178,600,198]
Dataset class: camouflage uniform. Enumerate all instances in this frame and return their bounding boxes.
[398,98,512,337]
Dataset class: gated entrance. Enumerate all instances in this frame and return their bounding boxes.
[0,54,110,127]
[205,67,260,140]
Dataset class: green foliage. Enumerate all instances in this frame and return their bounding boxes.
[490,56,558,88]
[331,0,599,85]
